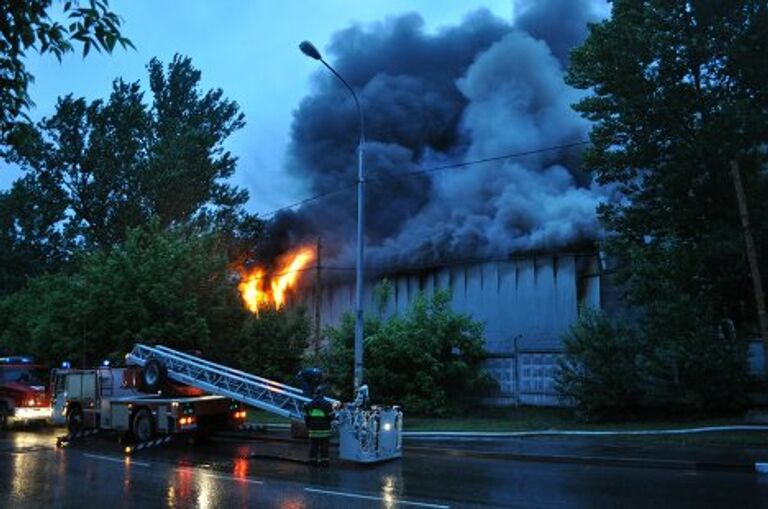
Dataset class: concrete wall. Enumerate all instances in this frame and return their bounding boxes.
[295,253,601,406]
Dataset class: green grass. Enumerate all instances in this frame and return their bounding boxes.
[246,410,291,425]
[402,406,750,432]
[246,406,768,448]
[248,406,751,433]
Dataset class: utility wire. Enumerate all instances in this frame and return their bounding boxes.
[259,140,591,218]
[367,140,591,183]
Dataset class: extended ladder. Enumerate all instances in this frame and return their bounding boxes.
[125,344,337,420]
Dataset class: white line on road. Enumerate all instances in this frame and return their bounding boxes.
[203,472,264,485]
[82,453,150,468]
[305,487,450,508]
[174,467,264,485]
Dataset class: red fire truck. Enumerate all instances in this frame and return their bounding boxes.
[53,362,246,445]
[0,356,52,430]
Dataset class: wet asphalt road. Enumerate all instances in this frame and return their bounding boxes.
[1,427,768,508]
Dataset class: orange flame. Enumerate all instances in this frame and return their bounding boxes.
[237,246,316,314]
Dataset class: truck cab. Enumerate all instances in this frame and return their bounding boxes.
[54,365,246,443]
[0,356,52,430]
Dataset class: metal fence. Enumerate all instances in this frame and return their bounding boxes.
[483,338,563,407]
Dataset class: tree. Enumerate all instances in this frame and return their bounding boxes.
[1,0,133,155]
[232,308,310,382]
[321,289,492,415]
[0,174,70,295]
[0,224,236,365]
[567,3,766,372]
[1,56,260,294]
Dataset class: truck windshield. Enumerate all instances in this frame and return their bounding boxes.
[0,368,47,386]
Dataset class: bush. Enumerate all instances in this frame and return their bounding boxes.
[320,289,493,416]
[556,308,643,420]
[556,306,750,421]
[638,295,749,413]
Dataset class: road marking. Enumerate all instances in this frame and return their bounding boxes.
[304,487,450,508]
[203,472,264,485]
[82,453,150,468]
[175,467,264,485]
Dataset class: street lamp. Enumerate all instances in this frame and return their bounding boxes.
[300,40,366,390]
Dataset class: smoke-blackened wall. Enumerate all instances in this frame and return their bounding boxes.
[265,1,607,268]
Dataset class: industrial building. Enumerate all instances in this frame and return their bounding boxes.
[298,250,603,406]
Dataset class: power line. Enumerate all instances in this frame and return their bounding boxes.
[259,140,591,218]
[260,186,356,218]
[368,140,591,183]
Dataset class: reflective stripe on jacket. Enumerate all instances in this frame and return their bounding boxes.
[304,397,333,438]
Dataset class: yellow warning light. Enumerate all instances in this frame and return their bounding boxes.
[124,446,132,454]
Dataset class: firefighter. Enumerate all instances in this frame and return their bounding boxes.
[303,387,334,466]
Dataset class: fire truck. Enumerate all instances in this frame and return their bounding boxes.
[0,356,53,430]
[54,344,402,463]
[53,363,246,444]
[124,344,403,463]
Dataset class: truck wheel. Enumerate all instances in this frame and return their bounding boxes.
[132,408,155,443]
[67,406,84,434]
[0,405,9,431]
[140,359,167,392]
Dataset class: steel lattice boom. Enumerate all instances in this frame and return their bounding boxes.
[125,344,338,420]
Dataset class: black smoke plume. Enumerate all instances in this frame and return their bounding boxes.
[262,1,608,270]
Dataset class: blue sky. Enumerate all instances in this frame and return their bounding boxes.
[1,0,519,215]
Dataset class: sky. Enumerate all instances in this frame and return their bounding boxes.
[0,0,526,215]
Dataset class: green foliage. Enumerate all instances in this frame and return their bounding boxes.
[0,223,311,379]
[231,307,310,382]
[321,313,381,402]
[567,1,768,332]
[0,56,261,295]
[556,309,643,420]
[321,289,492,415]
[0,176,71,295]
[0,224,232,364]
[10,55,251,248]
[564,1,763,405]
[1,0,133,153]
[557,308,749,421]
[638,295,749,413]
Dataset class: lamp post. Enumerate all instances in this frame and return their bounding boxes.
[300,40,366,390]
